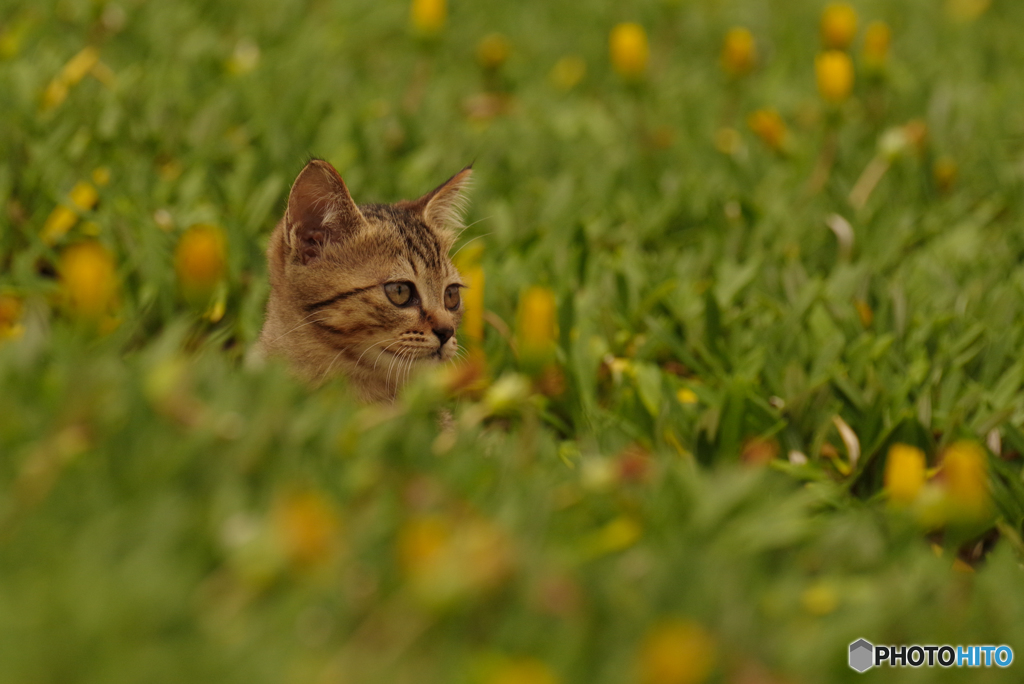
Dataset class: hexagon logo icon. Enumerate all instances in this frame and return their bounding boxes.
[849,639,874,672]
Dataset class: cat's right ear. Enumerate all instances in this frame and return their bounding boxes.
[286,159,368,265]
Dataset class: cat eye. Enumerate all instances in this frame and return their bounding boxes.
[444,284,461,311]
[384,281,416,307]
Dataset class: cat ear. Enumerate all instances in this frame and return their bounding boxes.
[401,166,473,234]
[286,159,368,265]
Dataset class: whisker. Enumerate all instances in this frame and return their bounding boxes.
[450,231,493,260]
[373,339,406,372]
[356,337,399,367]
[270,313,329,344]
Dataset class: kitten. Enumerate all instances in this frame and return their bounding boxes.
[259,158,471,402]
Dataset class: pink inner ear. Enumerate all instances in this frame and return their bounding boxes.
[286,160,367,264]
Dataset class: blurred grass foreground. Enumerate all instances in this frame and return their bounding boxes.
[3,0,1024,682]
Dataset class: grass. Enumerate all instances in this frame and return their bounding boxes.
[3,0,1024,682]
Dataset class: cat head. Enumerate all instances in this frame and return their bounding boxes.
[261,158,472,401]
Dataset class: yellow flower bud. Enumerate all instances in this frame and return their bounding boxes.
[59,241,118,321]
[638,619,716,684]
[550,55,586,91]
[485,658,561,684]
[747,108,788,152]
[821,3,858,50]
[410,0,446,36]
[477,33,510,70]
[720,27,757,77]
[862,21,891,71]
[942,441,991,521]
[175,224,227,301]
[816,50,854,105]
[517,286,557,365]
[68,181,98,211]
[884,444,926,505]
[610,22,649,81]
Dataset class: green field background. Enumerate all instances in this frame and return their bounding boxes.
[2,0,1024,682]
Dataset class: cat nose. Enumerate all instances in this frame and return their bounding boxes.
[432,327,454,347]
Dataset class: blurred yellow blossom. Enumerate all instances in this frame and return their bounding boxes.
[801,582,839,615]
[461,264,485,345]
[677,387,698,405]
[175,224,227,301]
[885,444,926,506]
[610,22,649,80]
[517,286,557,365]
[485,658,561,684]
[0,294,24,340]
[639,619,716,684]
[42,181,100,246]
[550,55,586,91]
[41,46,100,111]
[747,109,789,152]
[821,3,858,50]
[816,50,854,104]
[398,513,513,608]
[272,489,341,569]
[91,166,111,187]
[721,27,757,77]
[942,441,991,521]
[411,0,446,36]
[59,241,118,321]
[477,33,510,70]
[862,21,891,71]
[946,0,991,22]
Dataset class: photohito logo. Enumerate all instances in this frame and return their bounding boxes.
[849,639,1013,672]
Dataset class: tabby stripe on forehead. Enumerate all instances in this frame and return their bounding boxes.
[305,285,375,312]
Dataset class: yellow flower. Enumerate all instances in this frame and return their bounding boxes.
[410,0,446,36]
[485,658,561,684]
[821,3,858,50]
[801,582,839,615]
[59,241,118,321]
[885,444,926,506]
[746,109,788,152]
[517,286,557,364]
[946,0,991,22]
[550,55,586,91]
[461,265,485,345]
[398,514,513,608]
[676,388,698,405]
[610,22,649,80]
[175,224,227,301]
[942,441,991,521]
[816,50,854,105]
[862,21,891,71]
[272,489,342,569]
[638,619,716,684]
[477,33,510,70]
[720,27,756,77]
[0,294,23,340]
[41,46,100,111]
[41,181,100,246]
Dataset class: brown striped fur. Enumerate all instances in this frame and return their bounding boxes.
[259,159,471,401]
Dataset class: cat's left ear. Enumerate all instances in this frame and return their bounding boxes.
[400,166,473,233]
